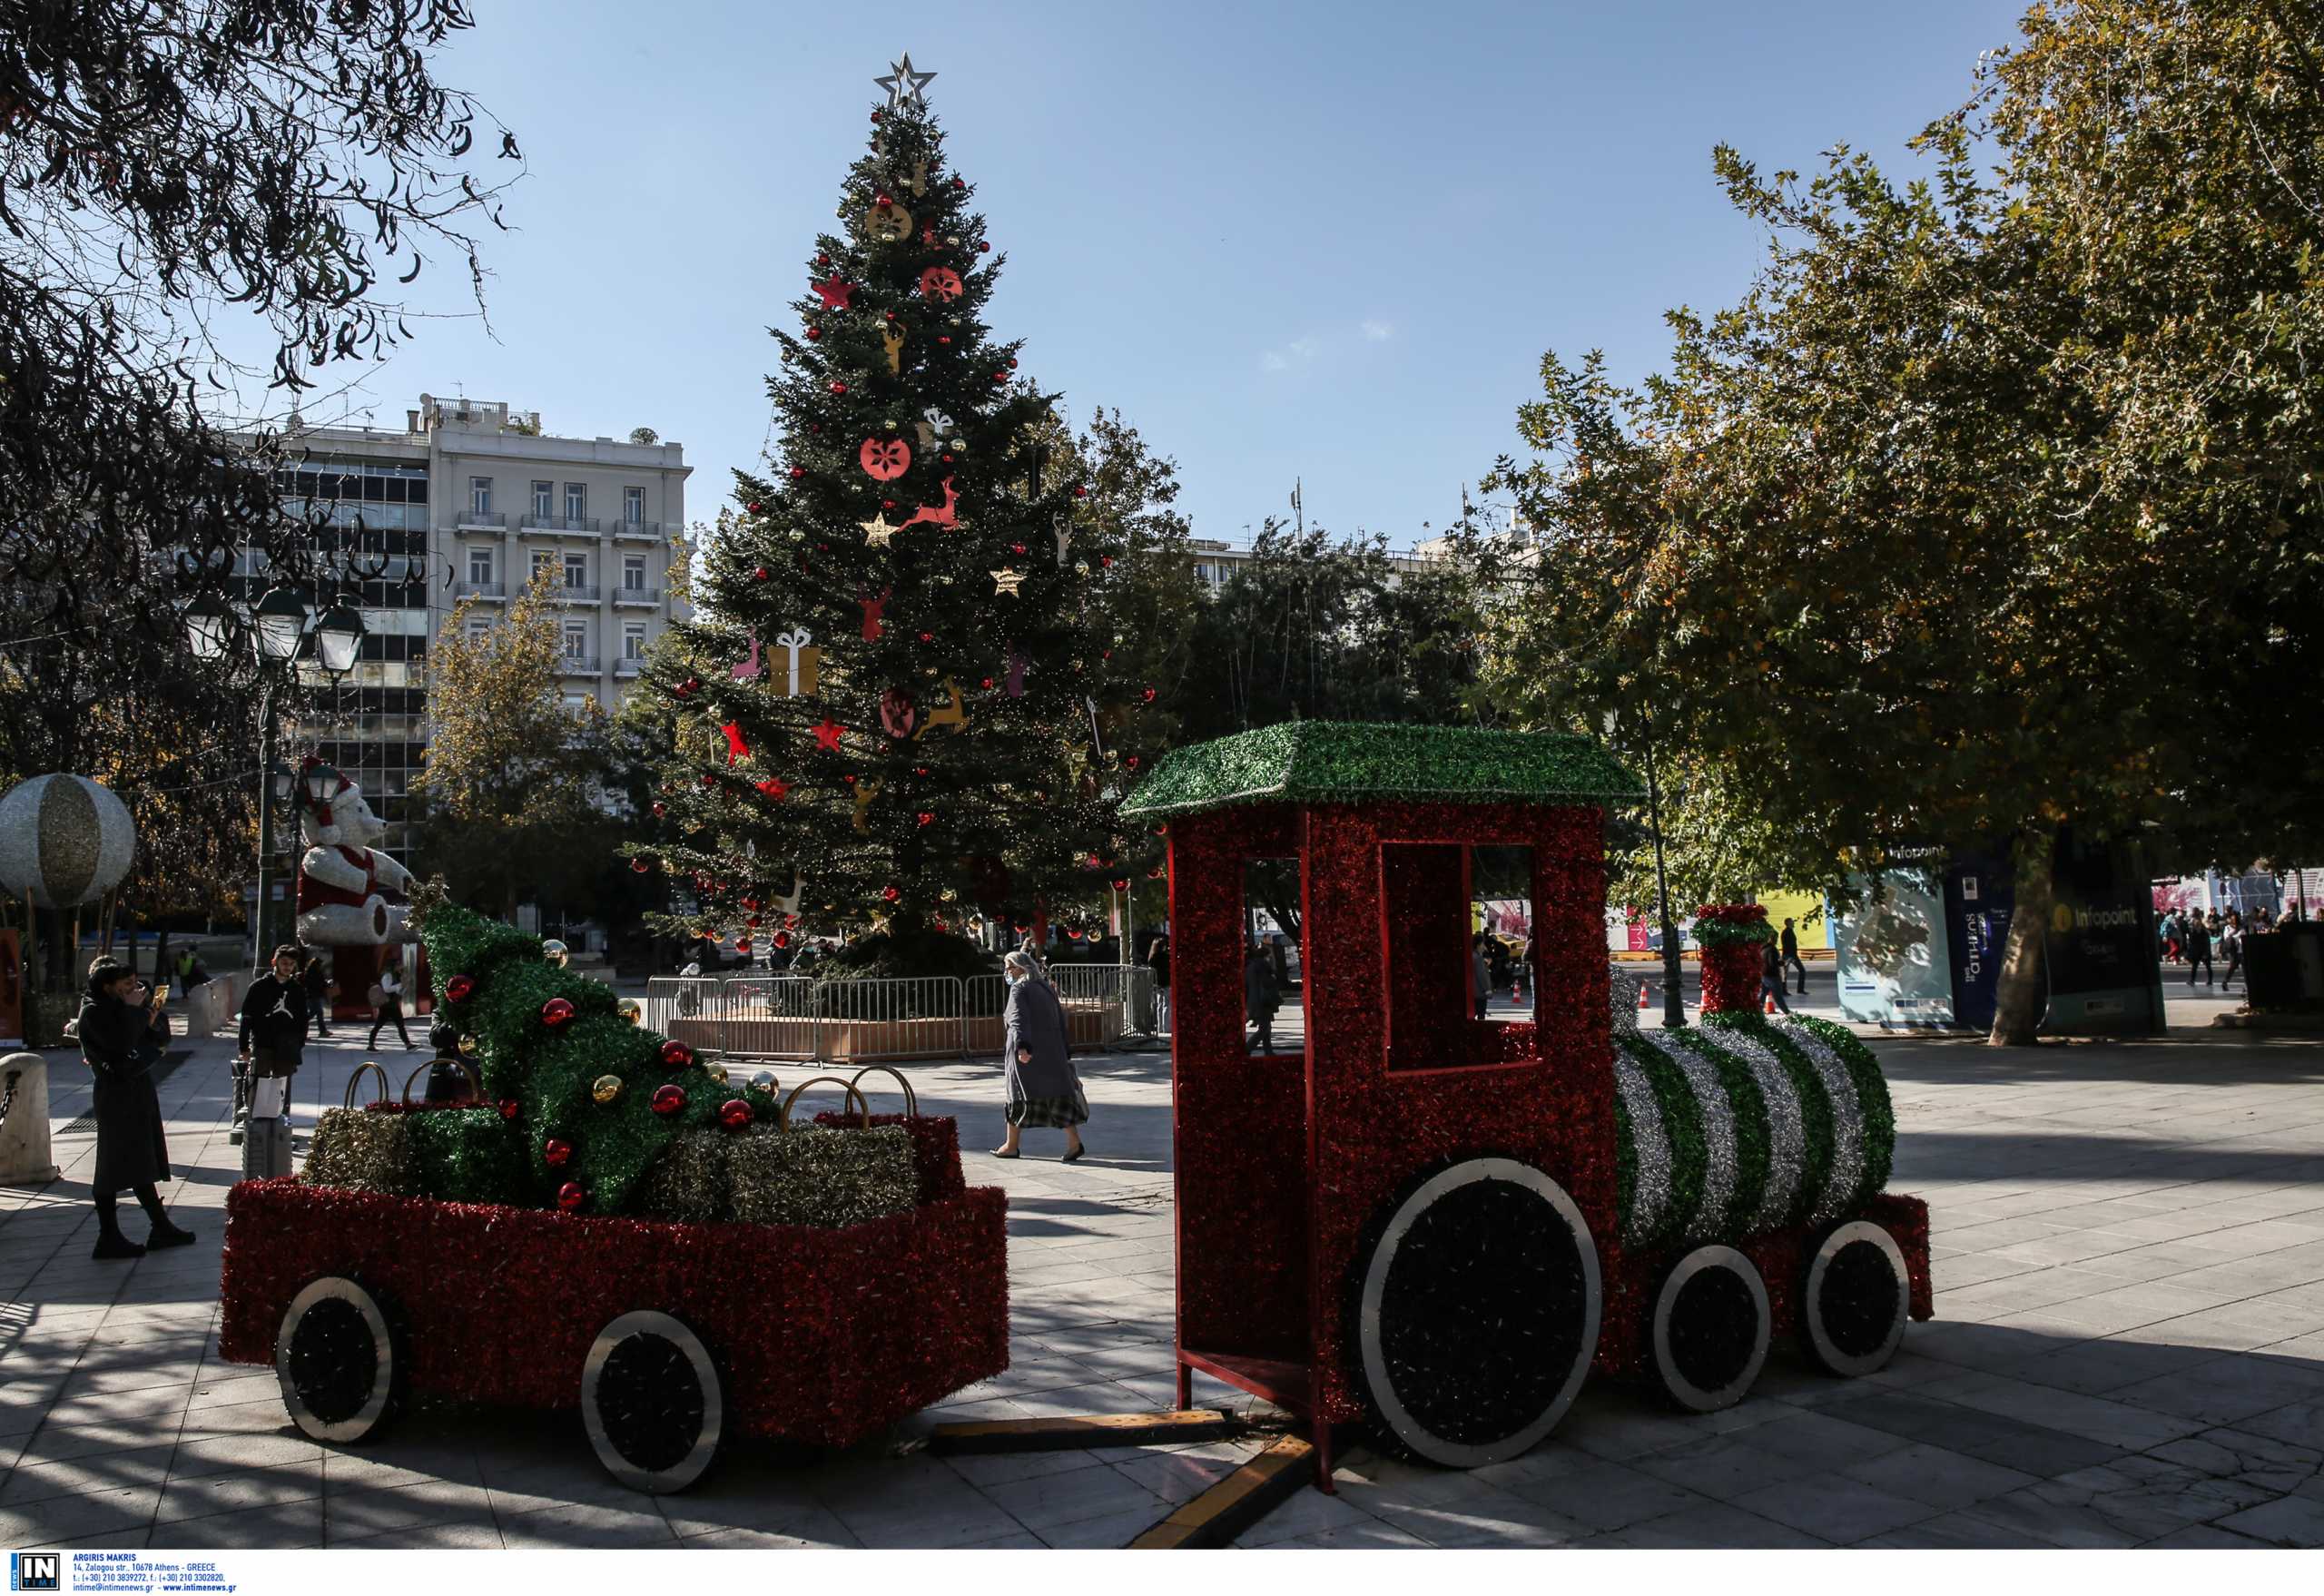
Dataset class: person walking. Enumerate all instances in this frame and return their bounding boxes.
[1759,941,1794,1014]
[1147,933,1172,1037]
[1780,918,1808,995]
[1246,942,1282,1053]
[993,951,1086,1161]
[300,948,334,1039]
[367,963,413,1049]
[2184,912,2215,986]
[78,958,195,1260]
[2220,913,2246,992]
[240,944,312,1115]
[1470,935,1492,1021]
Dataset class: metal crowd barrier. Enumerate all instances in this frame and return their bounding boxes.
[643,967,1134,1065]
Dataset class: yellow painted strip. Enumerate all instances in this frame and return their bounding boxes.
[1128,1435,1316,1549]
[929,1409,1234,1453]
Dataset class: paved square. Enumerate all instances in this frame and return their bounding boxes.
[4,986,2321,1549]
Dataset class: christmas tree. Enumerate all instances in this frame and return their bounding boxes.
[635,61,1157,969]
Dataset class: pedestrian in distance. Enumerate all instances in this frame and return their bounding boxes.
[300,947,334,1038]
[240,943,312,1097]
[993,950,1086,1162]
[77,958,196,1260]
[1759,941,1794,1015]
[2184,912,2215,986]
[1470,934,1492,1021]
[2220,913,2245,991]
[172,948,210,989]
[1780,918,1808,994]
[1147,932,1172,1037]
[368,963,413,1049]
[1246,941,1283,1052]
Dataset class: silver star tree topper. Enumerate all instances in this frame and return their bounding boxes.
[875,53,937,111]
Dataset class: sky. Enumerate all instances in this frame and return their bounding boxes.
[246,0,2035,550]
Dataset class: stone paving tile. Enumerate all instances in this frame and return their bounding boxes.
[1731,1470,1940,1543]
[2212,1493,2324,1547]
[1617,1501,1831,1548]
[1834,1442,2038,1511]
[1630,1433,1826,1502]
[1498,1458,1713,1531]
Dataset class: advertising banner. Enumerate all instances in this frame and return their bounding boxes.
[1943,857,2015,1033]
[2045,828,2164,1034]
[1829,872,1955,1028]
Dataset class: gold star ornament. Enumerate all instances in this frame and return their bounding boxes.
[991,566,1026,596]
[860,512,899,548]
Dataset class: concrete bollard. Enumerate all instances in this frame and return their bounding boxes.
[0,1051,60,1187]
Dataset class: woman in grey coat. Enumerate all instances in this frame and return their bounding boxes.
[994,950,1087,1161]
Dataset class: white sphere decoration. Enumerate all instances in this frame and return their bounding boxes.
[0,774,136,908]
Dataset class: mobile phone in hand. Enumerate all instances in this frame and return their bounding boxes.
[151,983,171,1008]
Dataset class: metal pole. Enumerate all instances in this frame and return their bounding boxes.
[1639,702,1687,1030]
[253,676,275,972]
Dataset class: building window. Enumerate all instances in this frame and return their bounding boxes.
[622,554,646,592]
[467,546,494,585]
[565,482,586,522]
[469,477,492,517]
[563,621,587,659]
[624,622,647,661]
[530,549,555,585]
[531,480,553,519]
[624,487,645,525]
[564,551,589,589]
[465,618,491,644]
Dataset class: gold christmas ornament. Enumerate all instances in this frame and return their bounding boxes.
[458,1034,479,1057]
[616,998,643,1026]
[541,938,570,968]
[867,199,913,241]
[592,1074,625,1105]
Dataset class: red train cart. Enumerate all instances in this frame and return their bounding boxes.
[218,1079,1008,1493]
[1124,723,1932,1487]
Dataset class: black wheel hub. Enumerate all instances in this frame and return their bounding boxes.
[596,1332,706,1473]
[1667,1266,1759,1393]
[286,1296,379,1424]
[1376,1178,1588,1448]
[1820,1238,1903,1359]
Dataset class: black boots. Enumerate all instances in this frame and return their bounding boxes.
[147,1222,198,1248]
[92,1232,144,1261]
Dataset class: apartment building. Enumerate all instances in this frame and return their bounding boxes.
[261,396,691,860]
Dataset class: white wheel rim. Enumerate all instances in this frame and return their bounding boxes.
[1804,1221,1909,1376]
[274,1276,394,1443]
[581,1310,723,1492]
[1650,1245,1770,1412]
[1357,1158,1601,1468]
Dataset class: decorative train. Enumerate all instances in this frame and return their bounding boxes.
[1124,722,1931,1483]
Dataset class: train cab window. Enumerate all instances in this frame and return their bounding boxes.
[1242,857,1303,1059]
[1381,842,1536,1071]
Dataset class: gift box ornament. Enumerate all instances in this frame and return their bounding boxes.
[729,1123,918,1228]
[639,1128,732,1223]
[303,1063,419,1196]
[772,627,822,696]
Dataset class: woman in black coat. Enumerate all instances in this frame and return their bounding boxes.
[77,958,195,1260]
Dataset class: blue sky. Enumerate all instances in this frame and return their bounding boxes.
[264,0,2033,547]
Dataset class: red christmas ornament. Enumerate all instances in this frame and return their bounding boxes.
[788,465,805,479]
[882,885,901,902]
[556,1182,586,1212]
[991,372,1006,384]
[660,1039,695,1069]
[700,773,717,788]
[918,631,934,643]
[979,241,991,252]
[980,677,994,689]
[773,931,790,949]
[938,335,950,345]
[755,777,790,801]
[830,381,849,395]
[740,895,760,911]
[917,812,935,826]
[952,176,965,190]
[1112,878,1130,892]
[499,1099,520,1122]
[816,252,830,265]
[445,975,476,1003]
[1073,485,1088,498]
[675,676,701,699]
[1007,358,1018,369]
[719,1098,754,1132]
[746,501,763,515]
[651,802,667,817]
[745,914,762,929]
[540,998,575,1029]
[1126,755,1141,771]
[874,191,892,205]
[631,858,651,874]
[652,1084,688,1117]
[804,326,821,340]
[1011,543,1026,555]
[859,438,911,479]
[919,266,964,301]
[1142,687,1157,703]
[544,1138,573,1168]
[735,938,753,954]
[812,275,852,310]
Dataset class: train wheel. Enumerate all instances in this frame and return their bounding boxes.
[1354,1158,1601,1468]
[581,1310,724,1492]
[1801,1221,1910,1377]
[274,1276,400,1443]
[1650,1246,1770,1413]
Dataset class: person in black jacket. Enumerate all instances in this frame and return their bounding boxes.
[1245,943,1281,1054]
[1147,933,1172,1037]
[78,958,194,1260]
[240,945,312,1083]
[300,948,334,1038]
[1759,941,1794,1014]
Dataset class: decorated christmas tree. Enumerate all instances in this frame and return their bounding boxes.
[635,60,1158,968]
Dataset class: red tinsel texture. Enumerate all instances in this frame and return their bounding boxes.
[1166,801,1934,1424]
[1698,944,1762,1015]
[219,1122,1007,1448]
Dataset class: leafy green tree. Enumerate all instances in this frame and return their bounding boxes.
[1473,0,2324,1044]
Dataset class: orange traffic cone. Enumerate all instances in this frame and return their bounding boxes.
[1764,993,1778,1014]
[1639,985,1652,1010]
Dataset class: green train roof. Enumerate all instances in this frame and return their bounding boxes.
[1118,721,1643,819]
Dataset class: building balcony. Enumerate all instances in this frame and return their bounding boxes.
[612,519,667,542]
[557,655,601,676]
[614,657,645,677]
[454,581,507,603]
[523,514,602,537]
[554,584,601,605]
[611,586,663,608]
[456,510,506,530]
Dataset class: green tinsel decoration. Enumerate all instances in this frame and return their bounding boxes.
[729,1125,918,1228]
[1667,1029,1773,1235]
[1794,1014,1896,1203]
[1617,1033,1709,1247]
[1706,1012,1837,1228]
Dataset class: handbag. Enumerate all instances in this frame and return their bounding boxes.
[367,983,388,1008]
